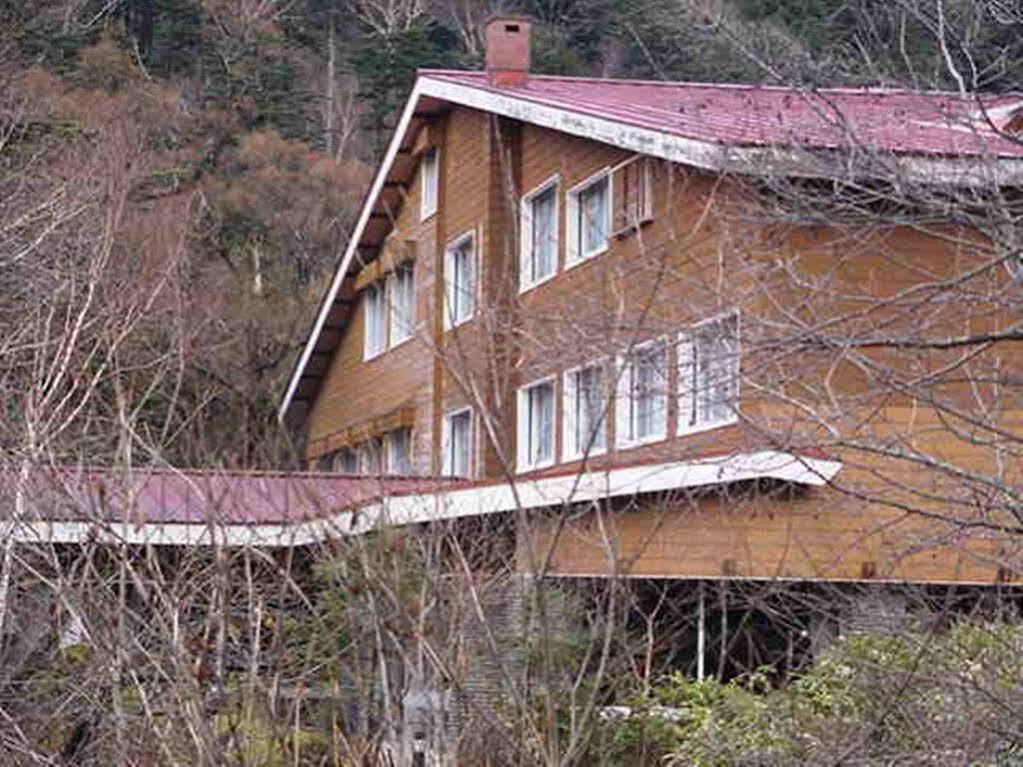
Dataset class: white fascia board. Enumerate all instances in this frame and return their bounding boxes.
[418,77,1023,186]
[278,79,430,425]
[338,450,842,535]
[417,77,732,172]
[2,519,317,548]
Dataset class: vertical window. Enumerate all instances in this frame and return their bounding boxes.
[517,378,555,471]
[386,427,413,475]
[420,148,438,220]
[520,178,558,290]
[678,312,740,434]
[567,171,610,264]
[443,409,473,478]
[388,265,415,346]
[363,282,386,359]
[333,448,358,474]
[612,157,653,234]
[444,232,476,328]
[616,340,667,447]
[562,363,607,461]
[358,437,384,474]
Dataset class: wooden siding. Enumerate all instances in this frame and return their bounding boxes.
[517,480,1014,584]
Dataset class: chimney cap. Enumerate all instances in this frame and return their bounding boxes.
[484,12,533,24]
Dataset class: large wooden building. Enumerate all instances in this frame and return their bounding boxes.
[279,16,1023,586]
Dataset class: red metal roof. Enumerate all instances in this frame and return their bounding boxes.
[3,466,458,526]
[421,70,1023,158]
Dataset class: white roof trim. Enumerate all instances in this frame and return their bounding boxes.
[337,449,841,534]
[5,451,840,547]
[278,78,430,424]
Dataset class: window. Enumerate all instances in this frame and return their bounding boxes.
[444,232,476,328]
[1007,249,1023,282]
[612,157,653,234]
[420,148,438,220]
[363,282,386,359]
[388,265,415,346]
[678,312,740,434]
[562,363,607,461]
[333,448,358,474]
[358,437,384,474]
[520,178,558,290]
[517,378,555,471]
[442,408,473,477]
[386,427,413,475]
[616,339,667,447]
[567,171,610,264]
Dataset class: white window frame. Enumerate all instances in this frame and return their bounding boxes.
[388,265,415,348]
[615,338,668,449]
[442,407,475,478]
[566,167,612,267]
[385,427,413,476]
[562,360,608,462]
[362,281,387,360]
[333,448,359,474]
[517,375,557,472]
[358,436,385,475]
[519,175,560,292]
[444,230,478,329]
[1007,252,1023,283]
[677,311,741,437]
[420,147,438,220]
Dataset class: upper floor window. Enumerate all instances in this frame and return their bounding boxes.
[420,148,438,220]
[363,282,386,359]
[612,157,653,235]
[444,232,476,328]
[442,408,474,477]
[386,427,413,475]
[388,265,415,346]
[616,339,667,447]
[518,377,555,471]
[520,177,559,290]
[567,170,610,265]
[562,362,607,461]
[678,312,740,435]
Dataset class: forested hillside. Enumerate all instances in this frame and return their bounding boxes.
[2,0,1021,468]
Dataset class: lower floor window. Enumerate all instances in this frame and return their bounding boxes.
[563,363,607,459]
[359,437,385,474]
[617,340,667,446]
[443,409,473,477]
[678,312,740,433]
[335,448,358,474]
[386,427,413,475]
[518,378,555,470]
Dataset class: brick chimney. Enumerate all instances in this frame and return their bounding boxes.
[485,15,531,87]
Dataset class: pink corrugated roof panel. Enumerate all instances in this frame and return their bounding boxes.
[421,70,1023,158]
[2,467,459,526]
